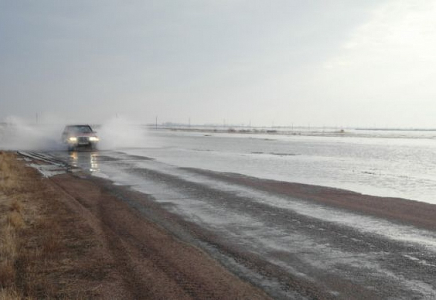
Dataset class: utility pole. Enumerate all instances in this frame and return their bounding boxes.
[155,116,158,130]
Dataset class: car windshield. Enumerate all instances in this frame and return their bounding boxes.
[68,125,93,134]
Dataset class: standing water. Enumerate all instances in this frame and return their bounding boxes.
[120,129,436,204]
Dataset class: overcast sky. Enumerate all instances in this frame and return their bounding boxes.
[1,0,436,128]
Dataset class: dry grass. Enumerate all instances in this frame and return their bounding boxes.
[0,151,106,299]
[0,152,21,193]
[0,288,21,300]
[0,259,15,289]
[9,200,22,214]
[0,152,25,298]
[7,212,24,229]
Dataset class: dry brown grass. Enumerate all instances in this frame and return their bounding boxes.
[0,288,21,300]
[9,200,22,214]
[0,151,105,299]
[0,260,15,289]
[0,152,24,298]
[0,152,62,298]
[7,212,24,229]
[0,152,21,193]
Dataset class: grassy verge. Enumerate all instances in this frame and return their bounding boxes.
[0,152,26,299]
[0,152,104,299]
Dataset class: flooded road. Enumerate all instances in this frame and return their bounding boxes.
[44,149,436,299]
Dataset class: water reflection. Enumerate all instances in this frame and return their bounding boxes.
[68,151,99,172]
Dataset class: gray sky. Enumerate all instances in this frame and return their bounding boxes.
[1,0,436,127]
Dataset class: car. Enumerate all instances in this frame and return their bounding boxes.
[62,124,99,150]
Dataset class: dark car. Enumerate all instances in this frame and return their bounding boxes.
[62,125,99,150]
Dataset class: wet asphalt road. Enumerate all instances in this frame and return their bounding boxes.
[46,150,436,299]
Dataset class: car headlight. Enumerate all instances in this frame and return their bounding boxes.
[89,137,99,142]
[68,137,77,142]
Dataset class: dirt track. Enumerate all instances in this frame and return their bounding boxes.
[46,172,270,299]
